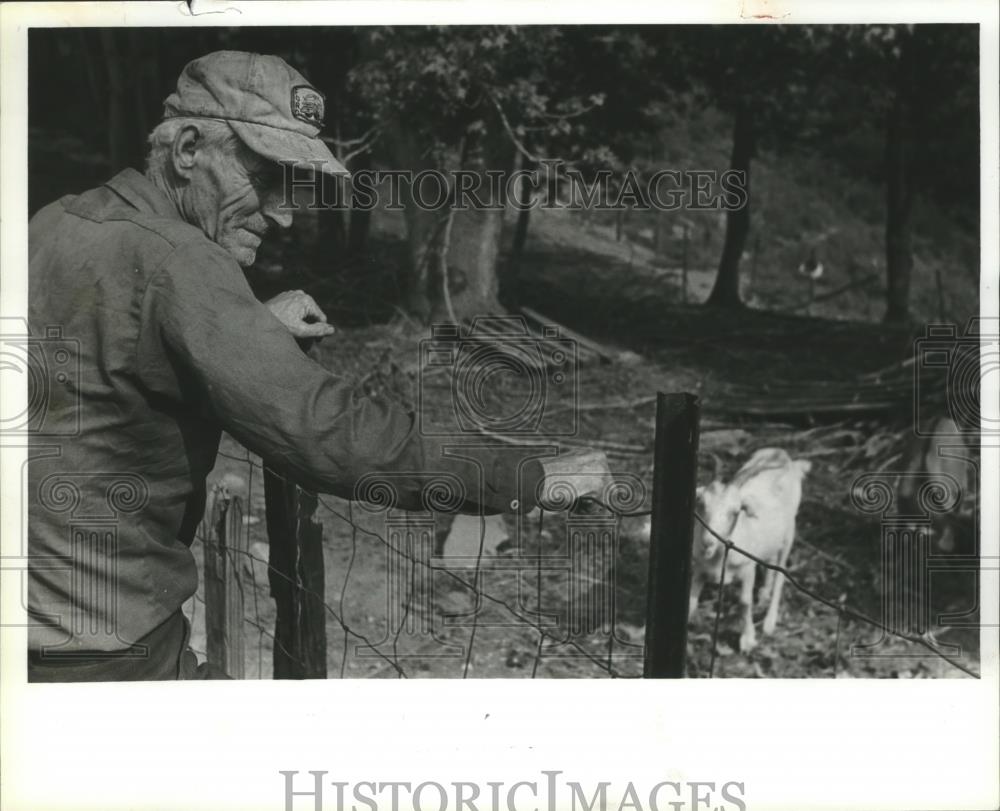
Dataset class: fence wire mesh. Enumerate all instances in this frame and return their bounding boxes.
[689,513,981,679]
[189,444,650,679]
[187,439,981,680]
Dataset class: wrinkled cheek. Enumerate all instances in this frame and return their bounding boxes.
[219,187,258,229]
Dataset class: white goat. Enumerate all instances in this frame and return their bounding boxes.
[690,448,811,651]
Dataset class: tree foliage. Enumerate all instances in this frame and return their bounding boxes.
[29,24,980,323]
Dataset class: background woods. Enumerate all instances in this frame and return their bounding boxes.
[29,25,979,327]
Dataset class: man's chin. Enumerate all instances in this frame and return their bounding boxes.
[235,250,258,268]
[221,242,258,268]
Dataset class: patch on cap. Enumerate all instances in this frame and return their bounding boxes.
[291,85,325,128]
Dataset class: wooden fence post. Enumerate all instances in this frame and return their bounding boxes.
[264,469,327,679]
[203,488,247,679]
[643,392,701,678]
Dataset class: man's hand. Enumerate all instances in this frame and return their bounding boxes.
[538,449,615,511]
[265,290,336,339]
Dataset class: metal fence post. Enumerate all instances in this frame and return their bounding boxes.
[643,392,700,678]
[204,489,247,679]
[264,469,328,679]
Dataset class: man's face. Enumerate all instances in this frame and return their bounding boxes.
[185,137,291,267]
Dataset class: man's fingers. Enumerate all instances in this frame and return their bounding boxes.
[264,289,336,339]
[294,321,336,338]
[300,295,328,323]
[537,450,615,511]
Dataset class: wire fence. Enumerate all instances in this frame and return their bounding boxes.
[192,446,651,679]
[189,408,982,681]
[688,513,981,679]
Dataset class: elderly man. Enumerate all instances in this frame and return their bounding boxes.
[27,51,611,681]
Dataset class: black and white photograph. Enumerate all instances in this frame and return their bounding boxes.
[1,2,997,810]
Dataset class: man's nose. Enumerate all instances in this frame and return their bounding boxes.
[262,191,293,230]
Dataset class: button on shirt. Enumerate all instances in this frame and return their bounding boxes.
[28,168,543,653]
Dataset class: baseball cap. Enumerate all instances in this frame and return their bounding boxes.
[162,50,349,177]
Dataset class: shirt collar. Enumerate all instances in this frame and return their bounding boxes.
[104,168,183,221]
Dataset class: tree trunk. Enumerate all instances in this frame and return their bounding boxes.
[78,32,106,143]
[391,128,507,323]
[317,171,347,260]
[504,202,530,307]
[883,29,916,324]
[388,127,440,321]
[313,30,357,266]
[100,30,131,173]
[347,147,373,256]
[317,104,347,261]
[706,104,754,309]
[499,153,532,309]
[126,30,152,150]
[441,203,504,322]
[512,207,531,258]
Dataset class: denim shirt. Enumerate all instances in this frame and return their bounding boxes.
[27,168,542,653]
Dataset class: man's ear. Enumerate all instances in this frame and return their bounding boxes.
[171,125,201,179]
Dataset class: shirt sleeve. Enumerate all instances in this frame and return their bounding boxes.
[139,239,542,514]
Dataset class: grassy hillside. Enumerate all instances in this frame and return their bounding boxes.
[513,105,979,326]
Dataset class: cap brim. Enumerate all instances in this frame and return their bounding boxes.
[229,120,350,178]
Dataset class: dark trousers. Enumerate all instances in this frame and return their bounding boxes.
[28,611,230,682]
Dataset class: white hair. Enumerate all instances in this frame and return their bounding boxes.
[144,117,240,179]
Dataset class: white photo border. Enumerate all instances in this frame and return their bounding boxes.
[1,3,997,810]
